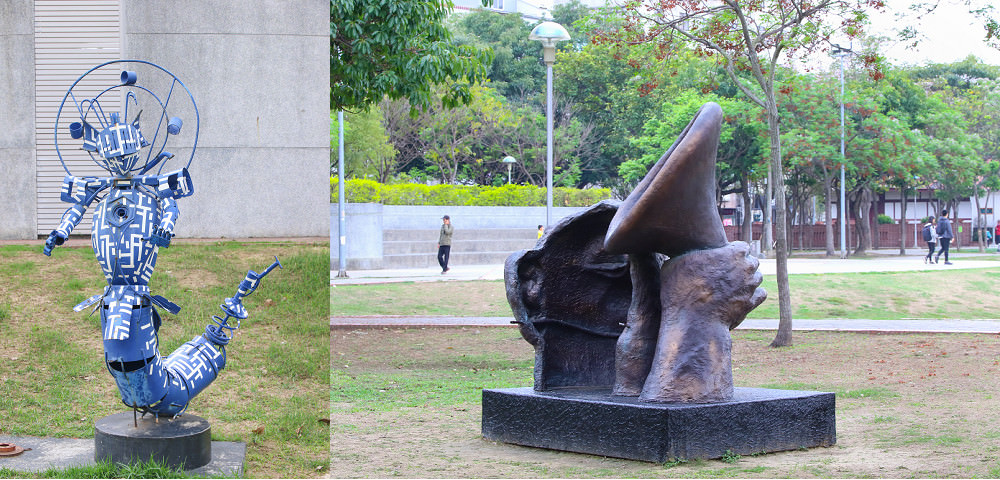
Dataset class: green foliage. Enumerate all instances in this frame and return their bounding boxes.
[335,177,382,203]
[624,89,766,193]
[554,187,609,207]
[349,3,1000,229]
[476,184,545,206]
[721,450,742,464]
[331,108,398,182]
[377,81,599,187]
[330,178,610,207]
[452,10,544,101]
[553,41,667,187]
[331,0,493,111]
[877,214,894,224]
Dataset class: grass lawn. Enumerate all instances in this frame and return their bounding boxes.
[0,241,330,478]
[332,328,1000,478]
[331,256,1000,477]
[332,267,1000,319]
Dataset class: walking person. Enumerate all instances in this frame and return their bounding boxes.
[922,218,938,264]
[994,219,1000,252]
[438,215,453,274]
[935,209,953,265]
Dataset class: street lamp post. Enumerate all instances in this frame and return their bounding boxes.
[502,155,517,184]
[336,111,348,278]
[529,21,570,227]
[832,43,852,259]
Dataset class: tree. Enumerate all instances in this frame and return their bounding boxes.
[331,108,399,182]
[779,73,844,256]
[912,58,1000,251]
[553,41,678,189]
[414,83,510,183]
[551,0,593,46]
[625,89,766,214]
[920,97,984,247]
[331,0,493,111]
[599,0,883,347]
[452,9,544,102]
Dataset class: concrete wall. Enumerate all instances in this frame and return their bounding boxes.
[331,203,384,270]
[0,0,36,239]
[331,204,591,269]
[120,0,330,238]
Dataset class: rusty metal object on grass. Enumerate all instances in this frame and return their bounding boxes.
[0,442,25,457]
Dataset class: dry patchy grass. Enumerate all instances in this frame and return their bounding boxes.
[332,328,1000,478]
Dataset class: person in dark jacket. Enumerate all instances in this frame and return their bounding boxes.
[438,215,453,274]
[922,218,938,264]
[935,210,954,265]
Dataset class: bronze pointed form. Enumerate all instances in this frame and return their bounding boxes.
[604,102,728,257]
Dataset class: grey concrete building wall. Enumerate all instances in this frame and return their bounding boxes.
[122,1,329,238]
[0,0,36,239]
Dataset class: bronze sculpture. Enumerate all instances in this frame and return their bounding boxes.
[489,103,834,462]
[506,102,766,404]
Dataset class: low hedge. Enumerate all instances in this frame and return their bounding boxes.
[330,178,612,207]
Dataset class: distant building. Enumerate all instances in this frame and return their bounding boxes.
[453,0,551,20]
[553,0,608,8]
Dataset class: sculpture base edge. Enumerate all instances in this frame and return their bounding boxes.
[94,412,211,469]
[482,386,835,462]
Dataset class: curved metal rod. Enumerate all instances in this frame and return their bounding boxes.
[54,59,200,175]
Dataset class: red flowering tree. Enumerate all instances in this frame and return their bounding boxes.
[595,0,884,346]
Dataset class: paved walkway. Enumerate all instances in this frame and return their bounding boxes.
[331,248,1000,285]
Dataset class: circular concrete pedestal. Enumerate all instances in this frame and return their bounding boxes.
[94,412,212,469]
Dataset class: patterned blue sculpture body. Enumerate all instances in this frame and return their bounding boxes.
[42,60,278,417]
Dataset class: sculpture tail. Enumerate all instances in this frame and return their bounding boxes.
[106,258,281,417]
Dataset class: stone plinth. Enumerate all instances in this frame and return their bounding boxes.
[482,387,835,462]
[94,413,211,469]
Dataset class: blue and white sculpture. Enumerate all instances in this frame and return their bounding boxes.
[42,60,279,418]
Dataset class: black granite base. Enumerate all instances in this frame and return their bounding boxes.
[94,413,212,469]
[482,387,835,462]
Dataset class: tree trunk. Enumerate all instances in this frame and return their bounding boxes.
[851,187,873,256]
[899,188,907,255]
[871,201,879,250]
[949,200,960,249]
[974,192,985,252]
[766,106,793,348]
[763,165,773,256]
[823,166,835,256]
[741,174,753,245]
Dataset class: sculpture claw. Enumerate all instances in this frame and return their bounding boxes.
[43,231,65,256]
[145,227,173,248]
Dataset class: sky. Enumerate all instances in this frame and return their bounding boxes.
[857,0,1000,66]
